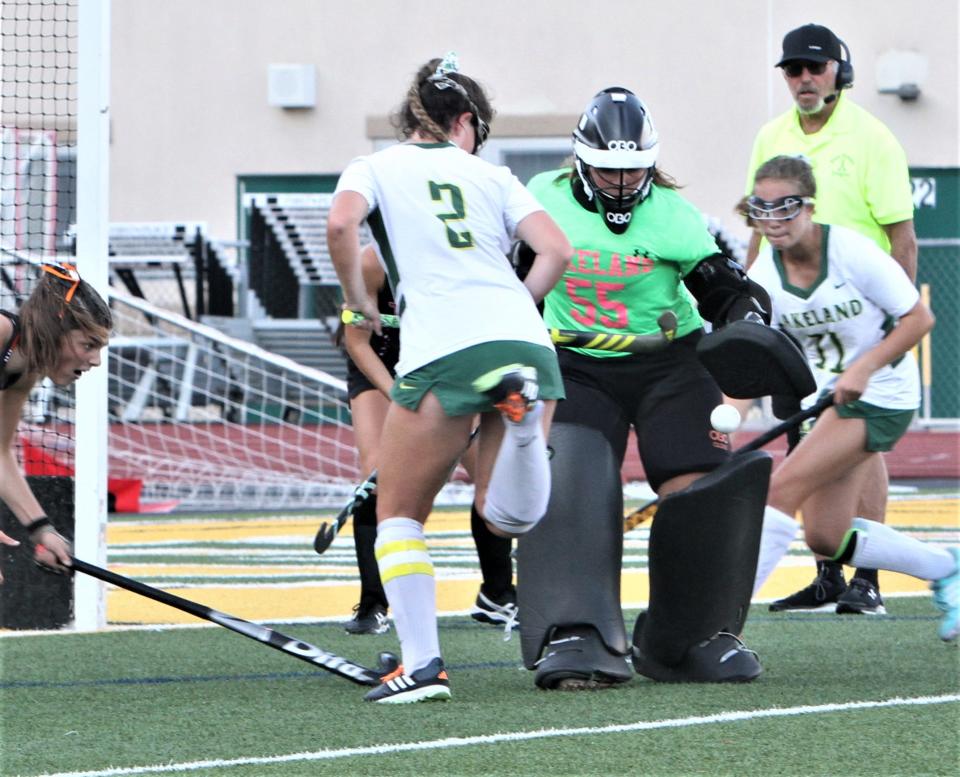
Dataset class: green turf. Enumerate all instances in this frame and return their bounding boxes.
[1,597,958,776]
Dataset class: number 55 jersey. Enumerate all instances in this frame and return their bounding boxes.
[527,168,715,358]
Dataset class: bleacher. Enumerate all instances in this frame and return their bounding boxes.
[254,194,341,287]
[106,221,237,320]
[245,192,370,321]
[240,193,378,379]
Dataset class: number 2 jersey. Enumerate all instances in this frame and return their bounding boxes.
[749,224,920,410]
[526,168,715,358]
[335,142,553,376]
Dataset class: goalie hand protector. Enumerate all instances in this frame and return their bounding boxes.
[696,319,816,400]
[683,254,771,327]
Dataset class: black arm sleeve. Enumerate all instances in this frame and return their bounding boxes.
[508,240,536,282]
[682,254,772,327]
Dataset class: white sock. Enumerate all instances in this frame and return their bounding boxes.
[753,506,800,595]
[375,517,440,674]
[848,517,956,581]
[484,401,550,535]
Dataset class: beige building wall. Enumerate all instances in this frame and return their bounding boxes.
[109,0,959,246]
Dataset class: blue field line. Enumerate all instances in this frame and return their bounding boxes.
[1,609,945,692]
[0,660,521,692]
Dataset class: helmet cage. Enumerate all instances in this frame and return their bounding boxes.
[579,161,654,213]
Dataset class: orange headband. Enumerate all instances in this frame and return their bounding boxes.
[41,262,81,304]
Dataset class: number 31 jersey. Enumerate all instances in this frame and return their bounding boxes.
[335,142,551,376]
[749,224,920,410]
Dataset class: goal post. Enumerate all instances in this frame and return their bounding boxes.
[74,0,111,630]
[0,0,110,630]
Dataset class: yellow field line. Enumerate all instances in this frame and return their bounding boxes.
[104,501,957,625]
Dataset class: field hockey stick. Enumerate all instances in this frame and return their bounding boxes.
[313,471,377,554]
[550,310,678,353]
[314,425,482,555]
[70,557,398,686]
[341,310,679,354]
[622,393,836,533]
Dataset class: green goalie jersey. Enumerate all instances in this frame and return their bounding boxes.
[527,168,718,358]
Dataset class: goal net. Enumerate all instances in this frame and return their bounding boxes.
[1,0,80,499]
[107,290,360,511]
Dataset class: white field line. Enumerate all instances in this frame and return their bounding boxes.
[32,694,960,777]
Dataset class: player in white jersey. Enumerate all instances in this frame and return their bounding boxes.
[746,155,958,643]
[327,54,572,703]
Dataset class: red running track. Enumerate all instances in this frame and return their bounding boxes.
[620,429,959,482]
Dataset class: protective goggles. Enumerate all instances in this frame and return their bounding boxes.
[746,195,813,221]
[782,61,829,78]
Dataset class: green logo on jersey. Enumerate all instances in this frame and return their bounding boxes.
[778,299,863,330]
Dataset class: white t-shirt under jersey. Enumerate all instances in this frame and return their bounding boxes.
[749,224,920,410]
[335,142,552,376]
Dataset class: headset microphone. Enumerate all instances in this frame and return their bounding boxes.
[825,38,855,105]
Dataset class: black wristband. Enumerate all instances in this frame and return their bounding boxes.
[25,516,53,535]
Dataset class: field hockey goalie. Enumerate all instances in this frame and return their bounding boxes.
[518,427,771,684]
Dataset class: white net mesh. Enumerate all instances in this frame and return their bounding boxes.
[2,0,79,489]
[108,292,360,511]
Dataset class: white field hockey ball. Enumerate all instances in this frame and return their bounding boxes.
[710,404,742,433]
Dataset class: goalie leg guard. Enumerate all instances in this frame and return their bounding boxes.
[631,450,772,682]
[516,421,632,686]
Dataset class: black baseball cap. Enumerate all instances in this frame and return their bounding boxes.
[776,24,843,66]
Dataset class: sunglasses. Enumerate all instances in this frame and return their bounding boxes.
[782,61,829,78]
[41,262,82,303]
[746,195,814,221]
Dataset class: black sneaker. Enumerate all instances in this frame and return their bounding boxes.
[344,602,390,635]
[363,657,451,703]
[470,589,519,629]
[472,364,538,423]
[769,567,847,612]
[836,578,886,615]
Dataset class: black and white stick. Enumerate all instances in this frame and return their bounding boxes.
[314,425,481,555]
[70,557,398,686]
[341,310,679,355]
[622,393,835,532]
[313,472,377,554]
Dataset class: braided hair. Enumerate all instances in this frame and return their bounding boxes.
[394,56,494,151]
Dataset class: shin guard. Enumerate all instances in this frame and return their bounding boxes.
[517,422,626,669]
[632,451,771,680]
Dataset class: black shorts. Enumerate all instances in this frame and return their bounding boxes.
[553,329,729,491]
[346,357,396,400]
[344,326,400,400]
